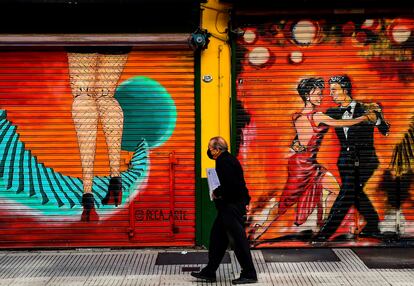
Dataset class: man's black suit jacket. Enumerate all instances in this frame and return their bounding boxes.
[326,102,389,184]
[213,151,251,207]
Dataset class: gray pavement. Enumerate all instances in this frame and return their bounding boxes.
[0,248,413,286]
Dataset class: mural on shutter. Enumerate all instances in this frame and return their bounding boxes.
[0,48,195,248]
[236,17,414,247]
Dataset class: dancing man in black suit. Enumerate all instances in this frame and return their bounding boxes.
[316,75,390,240]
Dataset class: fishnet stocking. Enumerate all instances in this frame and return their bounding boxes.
[67,53,98,98]
[68,53,99,193]
[95,54,127,177]
[96,97,124,177]
[72,96,98,193]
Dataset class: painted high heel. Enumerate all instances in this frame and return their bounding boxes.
[248,222,271,242]
[101,176,122,207]
[81,193,99,222]
[247,202,279,241]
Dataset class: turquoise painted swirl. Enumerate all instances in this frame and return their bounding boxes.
[0,108,148,216]
[0,76,177,217]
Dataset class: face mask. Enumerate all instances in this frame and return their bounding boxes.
[207,149,214,160]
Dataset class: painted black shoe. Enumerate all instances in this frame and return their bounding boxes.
[358,231,383,239]
[190,271,216,282]
[81,193,99,222]
[232,277,258,284]
[101,176,122,207]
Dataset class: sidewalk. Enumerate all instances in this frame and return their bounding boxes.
[0,248,413,286]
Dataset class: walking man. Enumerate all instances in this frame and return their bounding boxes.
[191,136,257,284]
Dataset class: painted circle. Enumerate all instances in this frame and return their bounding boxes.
[392,25,411,43]
[292,20,316,45]
[115,76,177,151]
[248,47,270,66]
[342,21,355,36]
[356,31,367,43]
[243,29,256,44]
[290,51,303,64]
[363,19,374,28]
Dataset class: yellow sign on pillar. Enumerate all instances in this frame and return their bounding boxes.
[200,0,232,177]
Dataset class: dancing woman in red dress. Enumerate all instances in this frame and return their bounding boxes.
[248,78,377,241]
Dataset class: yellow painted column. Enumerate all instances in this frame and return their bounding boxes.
[200,0,232,177]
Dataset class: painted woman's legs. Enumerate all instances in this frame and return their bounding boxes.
[67,52,99,221]
[72,94,99,193]
[248,171,340,242]
[95,54,128,206]
[321,172,340,220]
[247,198,280,241]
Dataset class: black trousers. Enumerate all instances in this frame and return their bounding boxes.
[319,163,380,238]
[203,202,257,278]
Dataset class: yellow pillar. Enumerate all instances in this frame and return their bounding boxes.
[200,0,232,177]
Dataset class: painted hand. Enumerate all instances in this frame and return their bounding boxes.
[364,102,382,113]
[366,110,378,123]
[291,139,306,152]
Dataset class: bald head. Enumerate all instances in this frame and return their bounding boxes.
[209,136,228,152]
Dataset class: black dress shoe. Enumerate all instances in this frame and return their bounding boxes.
[358,231,382,239]
[190,271,216,282]
[312,234,329,242]
[232,277,258,284]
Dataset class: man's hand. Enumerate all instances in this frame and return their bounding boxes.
[212,189,222,200]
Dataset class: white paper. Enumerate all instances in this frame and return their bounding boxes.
[206,168,221,201]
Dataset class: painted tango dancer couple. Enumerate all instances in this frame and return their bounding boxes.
[249,75,390,243]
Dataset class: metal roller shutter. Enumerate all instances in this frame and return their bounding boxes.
[0,37,195,248]
[235,16,414,247]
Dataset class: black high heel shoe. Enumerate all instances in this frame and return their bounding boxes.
[81,193,99,222]
[101,176,122,207]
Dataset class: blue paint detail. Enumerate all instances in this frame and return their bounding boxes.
[0,109,149,217]
[115,76,177,151]
[22,150,31,195]
[56,172,82,202]
[10,138,23,191]
[0,124,15,176]
[30,154,43,200]
[16,142,25,193]
[3,133,18,187]
[48,167,75,208]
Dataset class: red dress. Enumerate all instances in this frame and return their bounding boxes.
[277,111,329,226]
